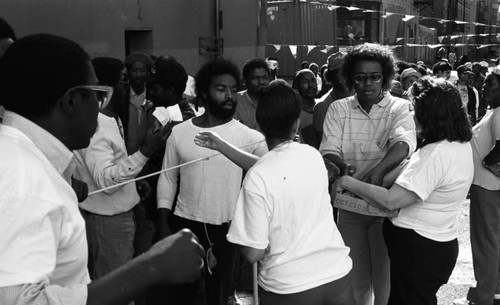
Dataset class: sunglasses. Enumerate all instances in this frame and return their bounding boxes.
[65,85,114,110]
[353,73,383,84]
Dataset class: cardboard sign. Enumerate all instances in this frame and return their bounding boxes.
[332,186,399,217]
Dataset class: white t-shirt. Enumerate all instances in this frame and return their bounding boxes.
[227,142,352,294]
[157,118,267,224]
[471,108,500,190]
[393,140,473,242]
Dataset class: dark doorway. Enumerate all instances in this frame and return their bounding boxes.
[125,29,153,56]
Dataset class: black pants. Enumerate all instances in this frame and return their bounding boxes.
[153,214,236,305]
[384,219,458,305]
[259,273,355,305]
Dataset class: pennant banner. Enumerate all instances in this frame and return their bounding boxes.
[289,45,297,58]
[306,45,316,55]
[267,43,500,52]
[402,15,415,22]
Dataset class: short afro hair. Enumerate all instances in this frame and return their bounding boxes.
[242,57,270,80]
[92,57,124,87]
[0,33,91,119]
[195,58,240,100]
[149,56,188,94]
[341,43,396,92]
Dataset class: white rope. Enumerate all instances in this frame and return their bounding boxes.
[87,139,265,196]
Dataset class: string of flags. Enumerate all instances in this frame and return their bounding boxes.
[267,3,500,58]
[268,43,500,58]
[323,4,500,29]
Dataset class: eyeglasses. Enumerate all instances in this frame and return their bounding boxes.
[65,85,114,110]
[353,73,383,84]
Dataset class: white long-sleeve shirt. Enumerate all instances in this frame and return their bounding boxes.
[75,113,148,215]
[157,119,267,225]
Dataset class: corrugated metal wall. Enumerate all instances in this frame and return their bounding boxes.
[266,1,337,77]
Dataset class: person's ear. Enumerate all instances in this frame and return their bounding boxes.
[59,90,79,115]
[292,118,300,135]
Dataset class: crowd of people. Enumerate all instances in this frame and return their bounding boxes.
[1,15,500,305]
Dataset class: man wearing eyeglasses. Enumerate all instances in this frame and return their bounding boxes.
[0,34,205,305]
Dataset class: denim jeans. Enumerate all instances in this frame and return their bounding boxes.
[82,209,136,280]
[470,185,500,305]
[337,210,390,305]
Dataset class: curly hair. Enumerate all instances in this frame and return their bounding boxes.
[341,43,396,92]
[242,57,270,80]
[195,58,240,101]
[411,76,472,146]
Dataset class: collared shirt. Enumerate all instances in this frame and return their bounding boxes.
[313,88,347,133]
[127,86,147,153]
[234,90,261,132]
[0,111,89,305]
[319,94,416,179]
[74,113,148,215]
[471,107,500,190]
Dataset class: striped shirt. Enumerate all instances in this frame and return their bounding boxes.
[319,93,416,179]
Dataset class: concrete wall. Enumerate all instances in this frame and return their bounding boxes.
[1,0,266,75]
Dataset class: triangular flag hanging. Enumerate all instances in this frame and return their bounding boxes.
[381,13,394,18]
[396,37,404,42]
[438,36,445,43]
[478,45,490,49]
[480,34,489,37]
[438,20,452,24]
[402,15,415,22]
[467,34,476,37]
[306,45,316,55]
[289,45,297,58]
[273,44,281,52]
[450,35,460,39]
[346,6,361,11]
[328,5,340,11]
[428,44,443,49]
[455,21,468,25]
[320,45,335,53]
[363,9,377,13]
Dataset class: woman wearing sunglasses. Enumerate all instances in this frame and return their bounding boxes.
[338,76,473,305]
[319,43,417,305]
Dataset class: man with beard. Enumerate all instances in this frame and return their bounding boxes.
[313,52,349,147]
[234,57,271,131]
[156,58,267,305]
[293,68,319,148]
